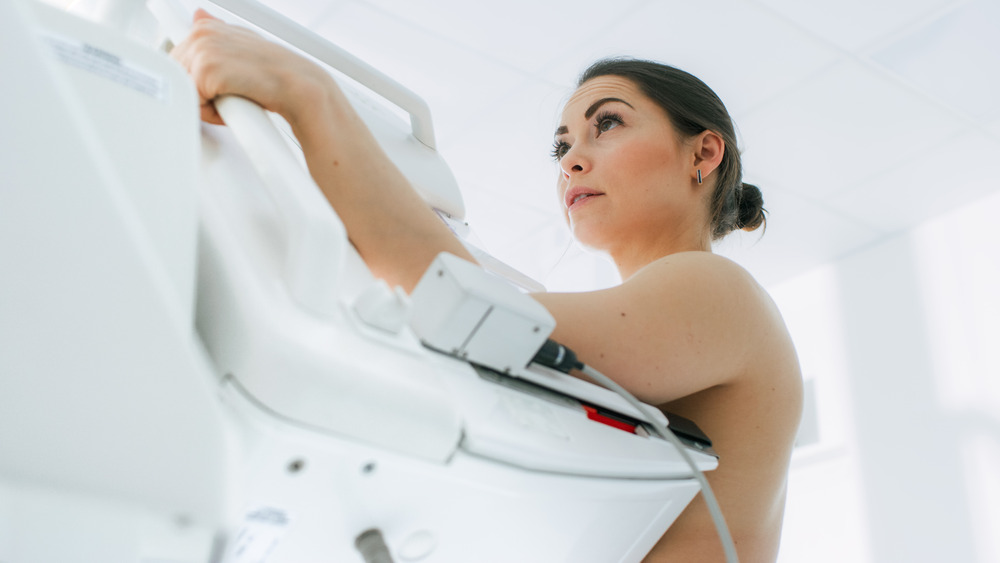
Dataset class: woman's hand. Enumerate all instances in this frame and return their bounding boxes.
[170,9,334,126]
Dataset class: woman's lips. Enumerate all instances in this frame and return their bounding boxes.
[565,186,605,211]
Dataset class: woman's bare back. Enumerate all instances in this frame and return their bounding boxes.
[645,266,802,562]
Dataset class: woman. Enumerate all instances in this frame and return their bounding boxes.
[173,10,802,562]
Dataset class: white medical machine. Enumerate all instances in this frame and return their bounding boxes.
[0,0,720,561]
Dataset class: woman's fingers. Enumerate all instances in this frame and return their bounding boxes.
[192,7,218,22]
[199,101,224,126]
[171,11,260,123]
[169,10,332,126]
[169,15,212,112]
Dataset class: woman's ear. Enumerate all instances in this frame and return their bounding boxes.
[691,130,725,184]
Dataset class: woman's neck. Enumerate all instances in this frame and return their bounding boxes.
[612,228,712,281]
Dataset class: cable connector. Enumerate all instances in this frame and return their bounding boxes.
[531,338,584,374]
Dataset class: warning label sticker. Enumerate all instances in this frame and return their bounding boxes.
[41,32,168,102]
[228,505,293,563]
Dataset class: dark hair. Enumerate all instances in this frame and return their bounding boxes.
[578,58,765,239]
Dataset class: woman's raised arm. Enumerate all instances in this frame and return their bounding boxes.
[171,10,473,290]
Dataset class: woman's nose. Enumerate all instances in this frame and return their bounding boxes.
[559,146,588,178]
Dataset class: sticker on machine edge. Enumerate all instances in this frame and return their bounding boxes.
[39,31,169,102]
[226,505,293,563]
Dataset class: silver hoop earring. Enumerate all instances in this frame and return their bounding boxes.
[697,169,703,185]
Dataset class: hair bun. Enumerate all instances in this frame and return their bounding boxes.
[736,183,766,232]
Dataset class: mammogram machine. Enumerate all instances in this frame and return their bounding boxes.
[0,0,719,561]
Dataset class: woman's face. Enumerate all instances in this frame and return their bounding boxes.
[554,75,698,254]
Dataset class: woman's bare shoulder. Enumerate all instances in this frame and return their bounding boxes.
[632,251,759,289]
[625,251,776,331]
[533,251,780,404]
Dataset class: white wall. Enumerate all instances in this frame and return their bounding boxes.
[773,189,1000,563]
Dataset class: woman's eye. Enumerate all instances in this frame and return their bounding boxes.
[595,113,623,135]
[551,140,570,161]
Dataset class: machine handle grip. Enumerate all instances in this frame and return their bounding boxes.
[208,0,437,150]
[148,0,347,316]
[215,96,347,315]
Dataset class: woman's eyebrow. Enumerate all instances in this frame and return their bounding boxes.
[554,97,635,137]
[585,97,633,119]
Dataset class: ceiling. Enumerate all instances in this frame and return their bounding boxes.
[106,0,1000,291]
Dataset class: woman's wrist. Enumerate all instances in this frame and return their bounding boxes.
[271,58,334,122]
[281,70,347,141]
[284,72,382,164]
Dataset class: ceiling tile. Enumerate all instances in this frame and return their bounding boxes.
[357,0,649,76]
[438,77,568,211]
[987,117,1000,141]
[532,0,840,117]
[825,128,1000,233]
[714,183,886,287]
[308,1,527,142]
[870,0,1000,121]
[752,0,963,52]
[737,59,965,203]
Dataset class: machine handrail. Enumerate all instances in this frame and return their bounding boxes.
[208,0,437,150]
[148,0,347,316]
